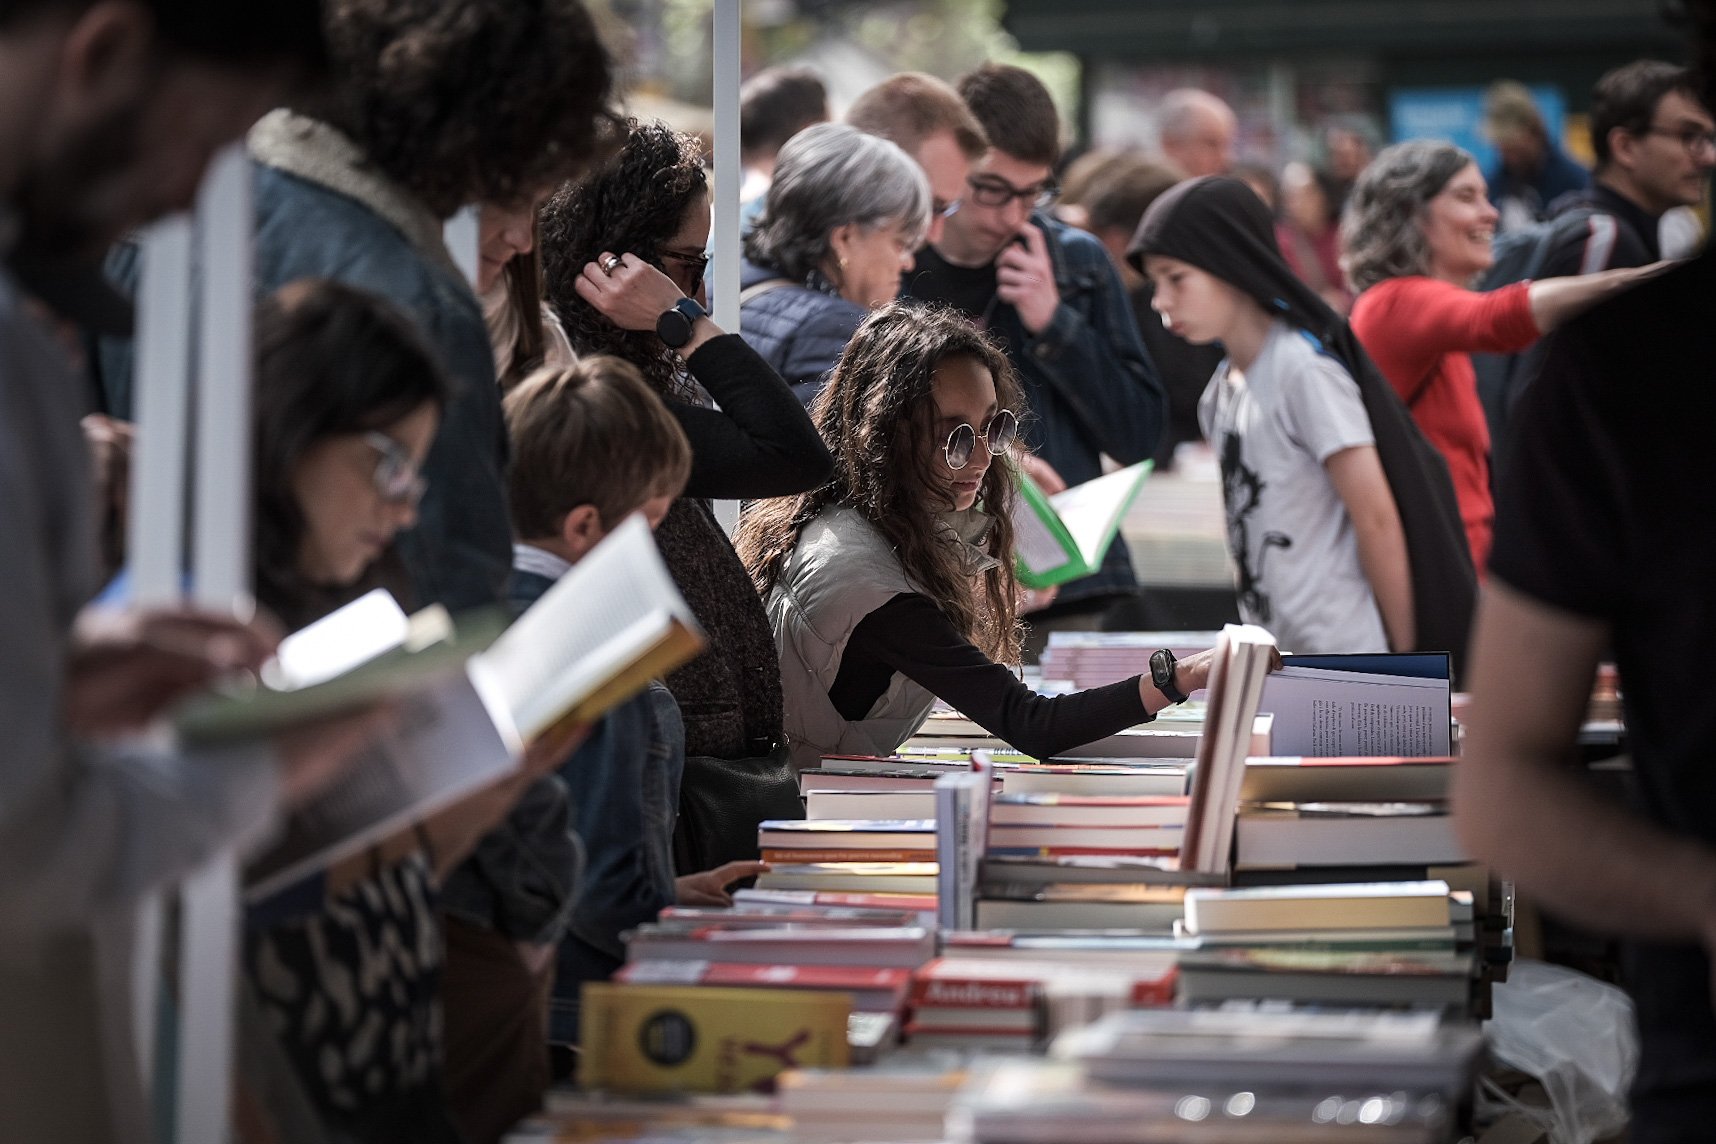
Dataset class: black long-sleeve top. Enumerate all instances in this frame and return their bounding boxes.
[828,592,1150,760]
[652,332,830,759]
[671,333,832,499]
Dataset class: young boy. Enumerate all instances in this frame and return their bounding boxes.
[1131,178,1417,655]
[500,356,764,1050]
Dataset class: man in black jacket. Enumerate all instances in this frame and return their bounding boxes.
[1542,60,1714,276]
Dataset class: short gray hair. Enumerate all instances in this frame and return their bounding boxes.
[745,122,930,282]
[1340,139,1475,294]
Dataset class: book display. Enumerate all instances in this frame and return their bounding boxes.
[508,625,1521,1143]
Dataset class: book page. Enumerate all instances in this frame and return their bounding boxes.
[1046,461,1152,566]
[1010,475,1076,580]
[478,515,704,739]
[1260,667,1451,757]
[244,669,521,901]
[271,588,409,688]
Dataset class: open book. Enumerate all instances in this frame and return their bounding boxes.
[1011,461,1152,589]
[1260,658,1452,757]
[174,591,508,746]
[200,515,704,899]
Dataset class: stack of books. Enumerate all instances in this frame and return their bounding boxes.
[1233,755,1466,871]
[1175,881,1478,1010]
[776,1065,968,1144]
[952,1007,1481,1143]
[1037,630,1222,690]
[905,950,1179,1052]
[750,819,939,897]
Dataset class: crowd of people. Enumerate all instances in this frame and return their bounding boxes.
[5,0,1716,1140]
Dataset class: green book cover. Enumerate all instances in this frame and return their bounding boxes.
[173,605,509,747]
[1011,460,1153,589]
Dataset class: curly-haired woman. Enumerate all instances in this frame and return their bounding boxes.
[739,122,930,404]
[540,119,831,868]
[1345,140,1659,570]
[734,303,1216,769]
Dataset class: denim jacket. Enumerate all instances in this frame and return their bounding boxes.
[921,213,1167,604]
[549,681,684,1045]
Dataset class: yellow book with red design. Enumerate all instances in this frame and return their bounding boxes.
[580,983,851,1095]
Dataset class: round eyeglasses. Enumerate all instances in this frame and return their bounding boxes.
[944,409,1018,471]
[363,431,428,506]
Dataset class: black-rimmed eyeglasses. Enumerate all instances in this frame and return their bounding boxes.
[965,177,1060,210]
[659,247,710,293]
[944,409,1018,471]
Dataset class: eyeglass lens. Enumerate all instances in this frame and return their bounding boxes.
[944,410,1018,470]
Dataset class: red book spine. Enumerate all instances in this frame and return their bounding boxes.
[1128,967,1179,1007]
[909,976,1038,1009]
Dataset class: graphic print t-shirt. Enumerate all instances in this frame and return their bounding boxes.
[1199,320,1388,653]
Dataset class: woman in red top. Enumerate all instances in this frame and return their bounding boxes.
[1345,140,1658,569]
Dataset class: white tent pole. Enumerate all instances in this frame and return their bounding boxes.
[176,142,255,1144]
[712,0,743,535]
[125,214,195,1083]
[711,0,742,335]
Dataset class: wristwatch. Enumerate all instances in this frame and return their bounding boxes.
[1150,648,1189,705]
[656,296,706,350]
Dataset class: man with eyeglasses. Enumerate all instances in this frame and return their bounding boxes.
[1538,61,1715,278]
[905,63,1165,650]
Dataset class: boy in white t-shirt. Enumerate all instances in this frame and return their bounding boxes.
[1133,180,1413,654]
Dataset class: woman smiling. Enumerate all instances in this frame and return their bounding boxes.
[1346,140,1661,570]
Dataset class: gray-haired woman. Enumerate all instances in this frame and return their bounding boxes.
[1345,138,1661,569]
[739,121,932,404]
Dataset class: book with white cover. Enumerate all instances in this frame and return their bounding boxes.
[1260,665,1451,757]
[1180,624,1279,874]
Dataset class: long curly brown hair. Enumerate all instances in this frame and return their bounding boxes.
[734,302,1026,663]
[308,0,621,218]
[540,118,708,398]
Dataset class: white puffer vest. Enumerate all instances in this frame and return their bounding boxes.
[768,504,998,770]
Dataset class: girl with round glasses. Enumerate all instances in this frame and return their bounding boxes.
[736,303,1215,770]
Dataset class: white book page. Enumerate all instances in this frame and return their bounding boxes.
[271,588,409,688]
[244,668,520,901]
[1011,496,1073,575]
[1260,667,1451,757]
[1047,462,1148,565]
[478,515,697,738]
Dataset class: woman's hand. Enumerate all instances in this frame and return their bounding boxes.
[675,860,769,907]
[574,252,690,332]
[1171,647,1219,696]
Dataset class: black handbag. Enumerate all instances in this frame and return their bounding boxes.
[672,742,804,873]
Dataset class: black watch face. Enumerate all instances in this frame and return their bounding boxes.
[657,307,692,349]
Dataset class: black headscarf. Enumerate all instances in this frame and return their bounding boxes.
[1127,177,1475,678]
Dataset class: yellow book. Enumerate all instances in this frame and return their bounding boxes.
[581,983,851,1095]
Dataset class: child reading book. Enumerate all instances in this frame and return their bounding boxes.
[1129,176,1476,668]
[733,303,1216,770]
[500,356,766,1050]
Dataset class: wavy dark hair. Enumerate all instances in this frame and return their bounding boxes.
[540,118,708,398]
[307,0,620,218]
[253,279,453,628]
[734,302,1025,662]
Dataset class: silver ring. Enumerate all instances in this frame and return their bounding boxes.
[600,254,624,275]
